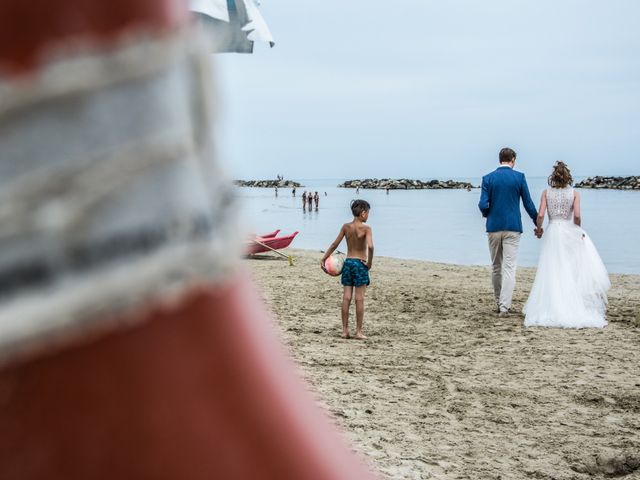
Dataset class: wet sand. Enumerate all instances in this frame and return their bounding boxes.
[247,249,640,480]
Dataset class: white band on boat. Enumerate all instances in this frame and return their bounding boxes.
[0,30,241,365]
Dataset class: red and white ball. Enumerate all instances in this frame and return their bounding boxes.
[323,255,344,276]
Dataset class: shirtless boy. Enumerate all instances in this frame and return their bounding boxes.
[321,200,374,339]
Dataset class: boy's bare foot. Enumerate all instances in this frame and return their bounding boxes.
[354,333,367,340]
[341,332,350,339]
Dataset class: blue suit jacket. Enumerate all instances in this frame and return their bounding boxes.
[478,166,538,233]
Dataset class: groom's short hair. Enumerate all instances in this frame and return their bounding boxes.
[499,147,516,163]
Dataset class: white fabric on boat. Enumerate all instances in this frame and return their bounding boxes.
[0,30,242,365]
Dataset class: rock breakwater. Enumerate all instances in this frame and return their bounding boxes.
[234,179,303,188]
[338,178,477,190]
[575,176,640,190]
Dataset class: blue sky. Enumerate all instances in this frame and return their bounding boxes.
[215,1,640,180]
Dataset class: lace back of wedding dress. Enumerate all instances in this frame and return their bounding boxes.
[546,187,574,221]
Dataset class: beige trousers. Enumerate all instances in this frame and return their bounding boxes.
[488,231,521,312]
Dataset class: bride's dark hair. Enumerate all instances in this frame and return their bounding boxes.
[548,161,573,188]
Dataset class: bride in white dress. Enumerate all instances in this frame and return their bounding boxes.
[523,161,610,328]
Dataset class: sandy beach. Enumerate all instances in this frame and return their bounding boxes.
[246,249,640,480]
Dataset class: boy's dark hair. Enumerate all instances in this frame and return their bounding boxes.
[499,147,516,163]
[350,199,370,217]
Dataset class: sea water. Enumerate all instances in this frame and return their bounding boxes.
[236,177,640,274]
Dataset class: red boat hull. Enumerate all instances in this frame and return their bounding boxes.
[247,232,298,255]
[257,229,280,240]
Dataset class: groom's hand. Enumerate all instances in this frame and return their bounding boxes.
[535,227,543,238]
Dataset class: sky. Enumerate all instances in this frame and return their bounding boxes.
[214,1,640,180]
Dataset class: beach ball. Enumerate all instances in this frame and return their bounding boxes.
[323,255,344,276]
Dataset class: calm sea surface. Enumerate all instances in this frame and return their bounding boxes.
[235,177,640,274]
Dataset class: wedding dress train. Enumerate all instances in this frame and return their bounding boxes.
[523,187,610,328]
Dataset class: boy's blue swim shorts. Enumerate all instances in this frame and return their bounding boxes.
[341,258,370,287]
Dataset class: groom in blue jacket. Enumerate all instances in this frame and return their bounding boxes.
[479,147,540,316]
